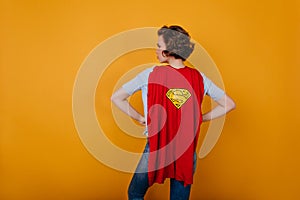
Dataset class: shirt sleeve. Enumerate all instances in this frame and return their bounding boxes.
[201,72,225,101]
[122,67,153,95]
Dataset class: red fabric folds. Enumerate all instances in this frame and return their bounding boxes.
[147,65,204,186]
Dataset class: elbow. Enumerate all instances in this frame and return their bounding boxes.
[111,94,117,104]
[223,94,236,111]
[227,99,236,111]
[111,93,126,105]
[111,88,130,105]
[231,102,236,111]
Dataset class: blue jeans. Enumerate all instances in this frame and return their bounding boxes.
[128,143,197,200]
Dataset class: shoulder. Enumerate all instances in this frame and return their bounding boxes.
[122,66,155,94]
[136,66,155,79]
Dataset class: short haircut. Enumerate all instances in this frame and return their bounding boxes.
[157,25,195,61]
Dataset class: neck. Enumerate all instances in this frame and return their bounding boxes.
[167,57,185,69]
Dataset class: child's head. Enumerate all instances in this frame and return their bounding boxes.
[157,25,195,61]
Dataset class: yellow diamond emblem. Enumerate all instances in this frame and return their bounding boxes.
[166,88,191,109]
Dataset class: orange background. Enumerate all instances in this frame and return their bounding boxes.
[1,0,300,199]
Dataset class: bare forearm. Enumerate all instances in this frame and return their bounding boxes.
[111,88,145,125]
[202,94,236,122]
[112,99,145,123]
[202,105,231,121]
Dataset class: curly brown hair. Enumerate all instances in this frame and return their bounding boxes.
[157,25,195,61]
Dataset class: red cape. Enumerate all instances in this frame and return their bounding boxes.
[147,65,204,186]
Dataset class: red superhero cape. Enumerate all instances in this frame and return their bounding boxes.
[147,65,204,186]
